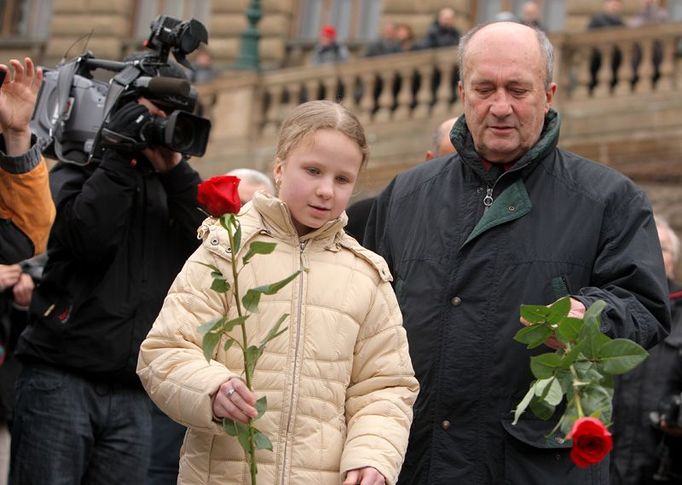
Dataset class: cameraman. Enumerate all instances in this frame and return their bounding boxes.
[611,216,682,485]
[0,58,55,264]
[8,56,204,484]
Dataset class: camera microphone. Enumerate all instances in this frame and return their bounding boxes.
[133,76,191,97]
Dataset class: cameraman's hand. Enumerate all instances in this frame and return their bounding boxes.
[138,98,181,173]
[103,101,153,158]
[0,57,43,155]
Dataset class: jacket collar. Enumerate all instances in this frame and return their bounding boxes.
[450,109,561,182]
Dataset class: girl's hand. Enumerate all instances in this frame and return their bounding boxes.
[343,467,386,485]
[212,377,258,424]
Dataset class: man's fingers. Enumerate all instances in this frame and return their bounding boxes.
[23,57,34,82]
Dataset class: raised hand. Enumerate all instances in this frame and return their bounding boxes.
[0,57,43,154]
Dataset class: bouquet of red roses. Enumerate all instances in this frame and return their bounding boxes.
[513,297,649,468]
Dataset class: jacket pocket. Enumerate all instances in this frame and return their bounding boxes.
[501,418,608,485]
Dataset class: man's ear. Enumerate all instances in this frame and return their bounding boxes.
[425,150,435,161]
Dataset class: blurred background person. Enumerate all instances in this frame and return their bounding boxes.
[226,168,275,205]
[190,47,217,85]
[521,1,545,31]
[346,115,458,242]
[310,25,349,65]
[0,58,54,264]
[364,21,401,57]
[588,0,626,92]
[0,254,44,485]
[417,7,461,49]
[611,216,682,485]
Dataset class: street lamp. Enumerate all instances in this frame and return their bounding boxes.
[234,0,263,70]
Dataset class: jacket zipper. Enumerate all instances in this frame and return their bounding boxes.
[280,240,308,485]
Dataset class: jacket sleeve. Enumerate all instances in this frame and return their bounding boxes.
[576,189,670,350]
[0,137,55,261]
[340,278,419,485]
[363,178,395,270]
[137,243,237,434]
[49,150,141,263]
[157,159,204,249]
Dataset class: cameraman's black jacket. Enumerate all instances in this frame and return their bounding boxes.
[16,148,203,386]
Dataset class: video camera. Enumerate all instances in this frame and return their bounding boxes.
[30,15,211,165]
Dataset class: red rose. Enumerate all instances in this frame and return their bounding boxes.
[566,417,613,468]
[197,176,241,217]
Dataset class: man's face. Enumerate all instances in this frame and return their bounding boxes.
[459,23,556,163]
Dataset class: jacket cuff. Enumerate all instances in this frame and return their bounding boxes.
[158,158,200,192]
[0,134,47,174]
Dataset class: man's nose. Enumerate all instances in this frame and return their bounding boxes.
[490,91,513,117]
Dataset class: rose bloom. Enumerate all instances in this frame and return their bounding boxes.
[197,176,242,217]
[566,417,613,468]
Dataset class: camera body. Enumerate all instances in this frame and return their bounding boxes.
[30,15,210,164]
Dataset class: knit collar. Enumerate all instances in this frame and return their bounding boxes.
[450,109,561,183]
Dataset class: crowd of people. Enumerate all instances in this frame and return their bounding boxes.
[0,5,680,485]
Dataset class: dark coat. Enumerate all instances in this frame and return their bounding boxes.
[16,150,204,386]
[417,21,460,49]
[611,280,682,485]
[364,111,670,485]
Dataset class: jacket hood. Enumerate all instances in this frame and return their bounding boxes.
[450,109,561,181]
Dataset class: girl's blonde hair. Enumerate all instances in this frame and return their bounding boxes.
[275,100,369,167]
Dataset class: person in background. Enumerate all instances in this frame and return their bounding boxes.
[0,58,55,264]
[9,55,205,485]
[396,23,417,52]
[364,21,669,484]
[521,1,545,31]
[190,47,217,85]
[425,116,458,161]
[310,25,349,65]
[364,21,401,57]
[137,100,418,485]
[629,0,669,86]
[226,168,275,205]
[588,0,626,92]
[346,115,458,243]
[0,254,44,485]
[417,7,461,49]
[611,216,682,485]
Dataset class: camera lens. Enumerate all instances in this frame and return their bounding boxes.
[171,115,193,151]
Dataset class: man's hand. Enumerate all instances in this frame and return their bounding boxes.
[212,377,258,424]
[343,467,386,485]
[137,97,181,173]
[12,272,34,307]
[0,57,43,155]
[0,264,22,291]
[520,297,586,350]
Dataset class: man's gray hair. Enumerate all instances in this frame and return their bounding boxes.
[655,215,681,263]
[226,168,275,193]
[457,21,554,91]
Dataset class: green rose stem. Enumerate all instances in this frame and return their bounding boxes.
[225,218,258,483]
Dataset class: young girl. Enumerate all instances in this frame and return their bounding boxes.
[137,100,418,485]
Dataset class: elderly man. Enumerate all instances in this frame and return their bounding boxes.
[365,21,669,484]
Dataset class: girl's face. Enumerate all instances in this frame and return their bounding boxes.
[274,129,363,236]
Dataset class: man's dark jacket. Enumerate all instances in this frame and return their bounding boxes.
[16,149,204,386]
[364,111,670,485]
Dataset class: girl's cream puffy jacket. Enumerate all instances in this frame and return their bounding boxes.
[137,193,418,484]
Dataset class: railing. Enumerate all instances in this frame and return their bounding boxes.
[195,22,682,181]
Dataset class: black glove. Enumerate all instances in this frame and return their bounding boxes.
[100,101,153,152]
